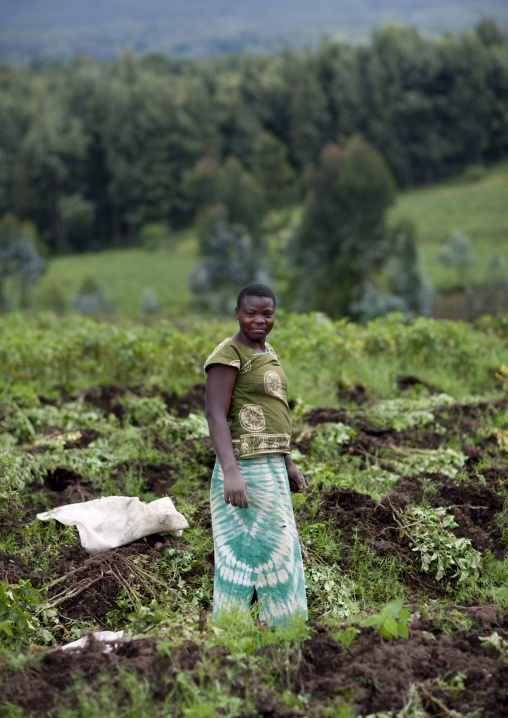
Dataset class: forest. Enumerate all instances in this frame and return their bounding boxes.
[1,19,508,250]
[1,19,507,319]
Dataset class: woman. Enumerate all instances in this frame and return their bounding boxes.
[204,283,308,626]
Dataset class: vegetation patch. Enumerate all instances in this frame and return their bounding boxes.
[1,312,508,715]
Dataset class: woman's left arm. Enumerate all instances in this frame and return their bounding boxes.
[284,455,306,493]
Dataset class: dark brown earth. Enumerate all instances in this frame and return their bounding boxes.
[312,472,506,596]
[296,620,508,717]
[2,618,508,717]
[314,485,450,598]
[158,383,206,417]
[77,382,205,420]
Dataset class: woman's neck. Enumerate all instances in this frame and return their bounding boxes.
[232,331,266,353]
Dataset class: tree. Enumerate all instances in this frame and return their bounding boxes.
[253,133,296,210]
[182,156,220,218]
[0,214,45,309]
[289,136,396,318]
[387,220,433,317]
[190,208,264,313]
[288,60,331,167]
[14,103,90,253]
[216,156,265,237]
[438,229,474,287]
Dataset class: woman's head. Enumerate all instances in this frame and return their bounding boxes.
[235,284,276,344]
[237,284,276,311]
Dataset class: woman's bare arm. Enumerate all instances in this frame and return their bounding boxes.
[205,364,249,508]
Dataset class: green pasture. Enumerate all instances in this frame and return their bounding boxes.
[390,161,508,290]
[33,231,197,317]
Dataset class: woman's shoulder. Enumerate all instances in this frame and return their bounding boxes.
[265,341,280,362]
[204,337,249,372]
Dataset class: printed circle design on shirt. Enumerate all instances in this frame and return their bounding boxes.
[264,370,283,399]
[239,404,266,432]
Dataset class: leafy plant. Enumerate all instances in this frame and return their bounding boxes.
[0,454,23,516]
[310,422,357,461]
[0,581,52,649]
[385,446,466,478]
[479,631,508,660]
[304,564,359,619]
[396,506,481,583]
[365,393,455,431]
[361,597,410,641]
[496,365,508,394]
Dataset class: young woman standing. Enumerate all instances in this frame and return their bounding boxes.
[204,283,308,625]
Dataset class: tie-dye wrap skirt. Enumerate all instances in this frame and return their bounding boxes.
[210,454,308,626]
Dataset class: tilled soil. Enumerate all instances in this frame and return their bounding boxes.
[3,619,508,717]
[2,380,508,716]
[313,473,506,595]
[296,620,508,717]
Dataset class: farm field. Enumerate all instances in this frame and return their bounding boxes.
[1,312,508,716]
[31,161,508,318]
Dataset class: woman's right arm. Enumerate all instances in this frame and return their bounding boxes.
[205,364,249,508]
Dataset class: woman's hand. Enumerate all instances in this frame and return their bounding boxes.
[223,467,249,508]
[285,456,306,493]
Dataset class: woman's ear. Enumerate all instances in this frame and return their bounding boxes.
[235,306,239,319]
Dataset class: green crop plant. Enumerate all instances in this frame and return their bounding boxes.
[305,564,359,619]
[310,422,357,462]
[383,446,466,478]
[496,365,508,394]
[361,597,410,640]
[395,506,481,584]
[364,393,456,431]
[0,581,53,649]
[0,454,23,516]
[479,631,508,660]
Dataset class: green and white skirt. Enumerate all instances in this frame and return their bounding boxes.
[210,454,308,626]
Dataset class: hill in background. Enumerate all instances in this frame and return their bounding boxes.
[1,0,507,63]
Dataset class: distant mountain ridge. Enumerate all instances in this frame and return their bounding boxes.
[0,0,507,63]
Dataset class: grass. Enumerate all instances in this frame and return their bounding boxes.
[389,161,508,290]
[33,230,197,317]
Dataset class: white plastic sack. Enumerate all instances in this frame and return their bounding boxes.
[61,630,125,652]
[37,496,189,553]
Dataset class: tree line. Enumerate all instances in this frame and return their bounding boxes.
[0,19,506,257]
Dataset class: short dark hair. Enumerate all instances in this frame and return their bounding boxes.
[237,284,276,308]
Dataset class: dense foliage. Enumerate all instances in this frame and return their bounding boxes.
[0,20,507,254]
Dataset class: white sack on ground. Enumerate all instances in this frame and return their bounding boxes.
[37,496,189,552]
[61,630,125,652]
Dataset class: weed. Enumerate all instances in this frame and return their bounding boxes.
[361,598,410,641]
[305,564,359,619]
[0,581,53,648]
[396,506,481,584]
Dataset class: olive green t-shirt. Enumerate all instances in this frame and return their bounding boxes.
[204,338,292,460]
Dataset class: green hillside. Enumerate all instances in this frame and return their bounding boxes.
[390,161,508,290]
[34,232,197,317]
[32,161,508,316]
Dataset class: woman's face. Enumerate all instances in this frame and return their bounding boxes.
[235,295,275,343]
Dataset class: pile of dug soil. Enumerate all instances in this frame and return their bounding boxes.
[297,620,508,717]
[3,619,508,717]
